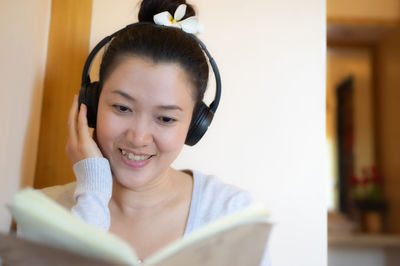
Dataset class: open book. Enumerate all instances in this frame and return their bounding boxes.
[8,188,272,266]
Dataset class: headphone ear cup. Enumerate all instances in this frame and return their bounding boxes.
[185,102,214,146]
[78,81,101,128]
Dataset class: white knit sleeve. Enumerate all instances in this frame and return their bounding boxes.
[71,158,113,231]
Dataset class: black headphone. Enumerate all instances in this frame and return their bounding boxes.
[79,22,221,146]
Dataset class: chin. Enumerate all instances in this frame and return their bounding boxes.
[112,166,168,190]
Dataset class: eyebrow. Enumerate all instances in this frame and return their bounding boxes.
[111,90,183,111]
[112,90,135,101]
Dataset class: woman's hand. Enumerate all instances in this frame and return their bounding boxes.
[66,95,103,164]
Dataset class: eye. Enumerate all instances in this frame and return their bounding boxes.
[158,116,176,124]
[112,104,131,113]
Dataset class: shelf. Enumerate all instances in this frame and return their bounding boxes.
[327,18,399,45]
[329,233,400,248]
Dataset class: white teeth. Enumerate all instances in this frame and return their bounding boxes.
[120,149,151,161]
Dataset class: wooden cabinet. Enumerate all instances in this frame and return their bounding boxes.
[34,0,92,189]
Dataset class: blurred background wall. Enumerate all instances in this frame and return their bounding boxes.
[0,0,51,233]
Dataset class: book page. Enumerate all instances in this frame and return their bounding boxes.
[8,188,138,265]
[145,205,271,266]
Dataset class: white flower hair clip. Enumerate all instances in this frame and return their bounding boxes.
[153,4,204,34]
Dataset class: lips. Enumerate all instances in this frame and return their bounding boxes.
[119,148,154,162]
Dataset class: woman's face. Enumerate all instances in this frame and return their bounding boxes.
[96,56,196,189]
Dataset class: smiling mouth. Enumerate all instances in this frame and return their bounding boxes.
[119,149,154,162]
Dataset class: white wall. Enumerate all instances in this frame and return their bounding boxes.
[90,0,326,265]
[0,0,51,232]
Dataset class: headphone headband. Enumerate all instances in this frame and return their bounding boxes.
[82,22,221,113]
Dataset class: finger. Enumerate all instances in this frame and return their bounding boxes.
[68,95,78,143]
[77,103,92,142]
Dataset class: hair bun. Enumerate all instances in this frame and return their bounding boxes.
[138,0,196,23]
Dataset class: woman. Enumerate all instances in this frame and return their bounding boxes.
[43,0,269,264]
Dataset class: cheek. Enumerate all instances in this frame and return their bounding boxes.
[95,108,120,152]
[155,124,190,154]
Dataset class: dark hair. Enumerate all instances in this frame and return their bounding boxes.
[98,0,208,104]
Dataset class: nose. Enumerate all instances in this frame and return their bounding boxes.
[124,116,153,147]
